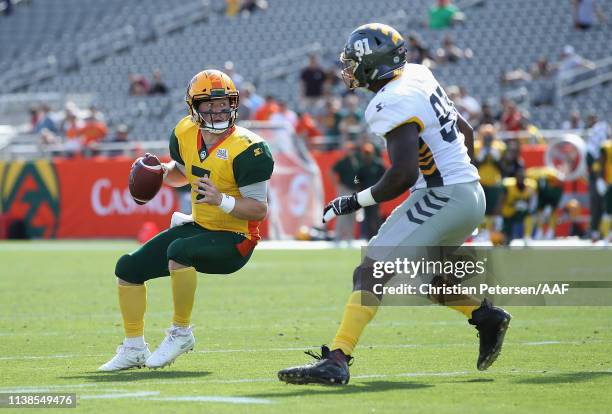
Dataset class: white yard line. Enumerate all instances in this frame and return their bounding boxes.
[1,339,608,361]
[81,391,160,399]
[145,396,273,404]
[3,368,612,393]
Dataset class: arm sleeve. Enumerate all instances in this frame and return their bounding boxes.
[233,141,274,187]
[239,180,268,202]
[169,130,184,165]
[367,92,429,138]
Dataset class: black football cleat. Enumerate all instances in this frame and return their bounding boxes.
[468,298,512,371]
[278,345,352,385]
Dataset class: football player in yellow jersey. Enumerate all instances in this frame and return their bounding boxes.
[598,140,612,242]
[498,168,537,243]
[474,124,505,239]
[99,69,274,371]
[526,166,564,240]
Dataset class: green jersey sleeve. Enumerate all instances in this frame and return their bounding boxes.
[233,141,274,187]
[169,130,184,165]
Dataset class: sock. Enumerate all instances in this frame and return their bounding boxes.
[601,215,611,240]
[448,304,479,318]
[118,284,146,338]
[438,293,480,318]
[331,291,380,356]
[171,266,197,328]
[123,336,145,348]
[524,215,534,238]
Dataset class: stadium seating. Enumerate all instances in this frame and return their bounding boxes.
[1,0,610,139]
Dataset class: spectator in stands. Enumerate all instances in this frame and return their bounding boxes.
[128,73,149,96]
[449,85,481,125]
[557,45,596,82]
[477,102,496,128]
[407,32,435,68]
[562,110,584,130]
[501,57,554,85]
[499,167,538,243]
[427,0,465,29]
[28,105,40,131]
[295,111,322,146]
[60,107,84,140]
[238,82,263,120]
[224,61,244,90]
[240,0,268,16]
[105,124,130,157]
[356,143,386,239]
[270,100,298,129]
[253,95,279,121]
[300,54,326,111]
[474,124,506,240]
[324,67,344,97]
[77,115,108,155]
[573,0,607,30]
[149,69,169,95]
[499,139,525,178]
[338,94,364,143]
[317,97,343,139]
[87,104,105,122]
[500,100,526,132]
[1,0,12,16]
[225,0,240,17]
[34,104,59,134]
[585,112,611,239]
[331,142,360,243]
[436,35,473,64]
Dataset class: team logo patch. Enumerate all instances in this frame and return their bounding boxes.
[216,148,228,160]
[0,160,61,238]
[254,147,263,157]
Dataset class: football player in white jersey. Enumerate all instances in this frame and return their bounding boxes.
[279,23,511,385]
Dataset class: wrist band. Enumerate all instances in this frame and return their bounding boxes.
[219,193,236,213]
[356,188,376,207]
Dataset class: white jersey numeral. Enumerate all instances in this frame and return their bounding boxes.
[354,38,373,58]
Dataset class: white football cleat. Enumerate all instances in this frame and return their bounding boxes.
[98,344,151,371]
[146,326,195,369]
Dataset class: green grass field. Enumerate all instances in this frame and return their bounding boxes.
[1,241,611,413]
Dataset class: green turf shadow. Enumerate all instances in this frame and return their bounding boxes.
[514,371,612,385]
[58,370,211,383]
[248,380,433,398]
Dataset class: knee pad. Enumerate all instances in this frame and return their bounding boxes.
[114,254,142,284]
[167,239,190,267]
[353,262,394,298]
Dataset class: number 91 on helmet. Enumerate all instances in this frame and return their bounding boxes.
[185,69,239,134]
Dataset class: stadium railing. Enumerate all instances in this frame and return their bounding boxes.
[76,25,137,66]
[557,56,612,97]
[152,0,210,38]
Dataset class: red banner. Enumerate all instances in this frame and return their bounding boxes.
[55,157,178,237]
[0,157,178,238]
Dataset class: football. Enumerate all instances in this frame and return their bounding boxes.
[128,153,164,205]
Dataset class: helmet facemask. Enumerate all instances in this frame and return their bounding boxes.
[189,95,239,134]
[340,52,362,90]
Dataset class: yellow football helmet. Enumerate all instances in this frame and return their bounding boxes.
[185,69,239,134]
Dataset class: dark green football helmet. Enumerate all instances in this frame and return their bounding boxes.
[340,23,407,90]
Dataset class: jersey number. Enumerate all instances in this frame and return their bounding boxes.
[191,165,211,200]
[354,38,373,58]
[429,86,458,143]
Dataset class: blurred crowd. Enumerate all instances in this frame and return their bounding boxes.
[27,101,136,157]
[12,0,611,243]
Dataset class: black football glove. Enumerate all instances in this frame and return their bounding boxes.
[323,193,361,223]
